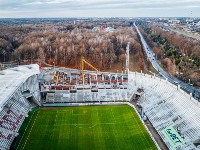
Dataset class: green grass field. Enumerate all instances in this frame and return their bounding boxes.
[17,105,157,150]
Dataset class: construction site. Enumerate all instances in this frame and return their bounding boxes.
[39,57,130,105]
[1,41,200,150]
[38,43,131,105]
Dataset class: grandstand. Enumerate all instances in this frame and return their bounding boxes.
[0,64,40,150]
[129,72,200,150]
[0,64,200,150]
[40,68,130,104]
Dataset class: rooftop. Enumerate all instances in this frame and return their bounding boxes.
[0,64,40,110]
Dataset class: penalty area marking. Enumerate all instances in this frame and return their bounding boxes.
[71,108,119,129]
[72,122,118,129]
[72,110,89,115]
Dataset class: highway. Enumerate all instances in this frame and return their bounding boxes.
[134,23,200,100]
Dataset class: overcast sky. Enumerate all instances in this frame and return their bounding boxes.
[0,0,200,18]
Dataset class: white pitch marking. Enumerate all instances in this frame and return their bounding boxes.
[130,111,153,150]
[16,109,38,150]
[21,111,40,150]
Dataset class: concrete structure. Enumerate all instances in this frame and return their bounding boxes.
[0,64,40,150]
[41,68,200,149]
[0,64,41,109]
[40,67,129,103]
[1,64,200,149]
[129,72,200,150]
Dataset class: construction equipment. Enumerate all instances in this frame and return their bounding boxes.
[81,57,98,84]
[53,72,59,83]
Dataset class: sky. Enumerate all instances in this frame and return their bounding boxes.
[0,0,200,18]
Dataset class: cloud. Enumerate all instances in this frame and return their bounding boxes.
[0,0,199,17]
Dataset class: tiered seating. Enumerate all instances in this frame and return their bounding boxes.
[45,88,129,103]
[0,94,33,149]
[0,65,40,150]
[129,72,200,150]
[0,130,14,150]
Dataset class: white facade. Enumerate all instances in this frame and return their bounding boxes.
[1,65,200,149]
[0,64,41,150]
[0,64,40,110]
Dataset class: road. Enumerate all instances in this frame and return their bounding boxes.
[134,23,200,100]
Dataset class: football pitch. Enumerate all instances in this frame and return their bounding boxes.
[17,105,157,150]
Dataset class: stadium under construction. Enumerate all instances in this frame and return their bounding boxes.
[0,64,200,150]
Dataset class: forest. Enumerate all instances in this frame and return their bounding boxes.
[139,22,200,87]
[0,19,146,72]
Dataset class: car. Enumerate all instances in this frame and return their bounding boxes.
[174,81,179,85]
[188,83,193,86]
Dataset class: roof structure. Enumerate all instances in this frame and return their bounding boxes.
[0,64,40,109]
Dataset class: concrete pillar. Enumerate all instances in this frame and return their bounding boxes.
[190,93,192,99]
[102,74,104,80]
[177,85,180,90]
[69,74,72,83]
[90,75,91,86]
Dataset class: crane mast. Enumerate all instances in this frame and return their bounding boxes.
[53,72,59,83]
[81,57,98,84]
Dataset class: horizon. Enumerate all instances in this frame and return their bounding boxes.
[0,15,199,19]
[0,0,200,18]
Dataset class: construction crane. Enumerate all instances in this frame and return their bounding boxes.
[53,72,59,83]
[81,57,98,84]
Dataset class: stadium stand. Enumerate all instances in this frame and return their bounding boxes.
[1,64,200,150]
[40,68,200,149]
[0,64,40,150]
[129,72,200,150]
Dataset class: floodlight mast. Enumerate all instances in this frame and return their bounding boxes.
[126,42,130,85]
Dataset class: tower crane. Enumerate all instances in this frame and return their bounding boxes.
[53,72,59,83]
[81,57,98,84]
